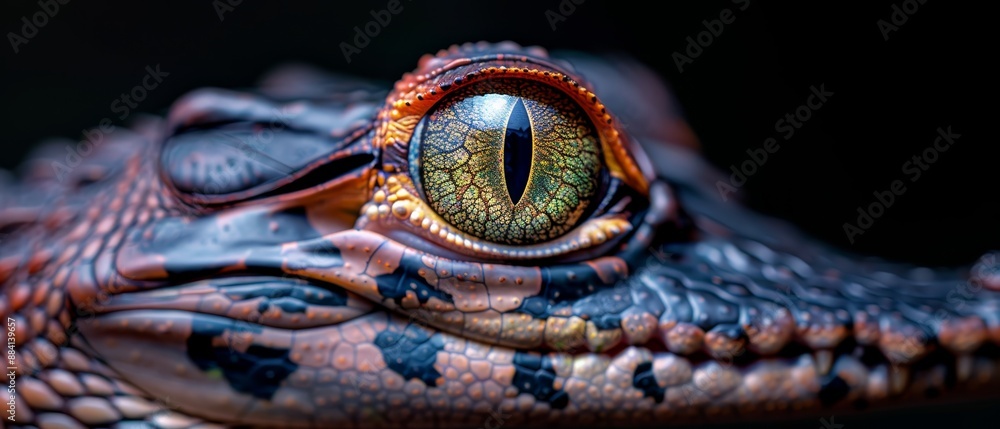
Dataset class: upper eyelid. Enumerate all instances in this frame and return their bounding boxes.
[378,60,649,196]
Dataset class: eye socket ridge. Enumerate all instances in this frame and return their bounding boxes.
[366,59,650,260]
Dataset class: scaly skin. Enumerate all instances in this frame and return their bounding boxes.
[2,42,999,428]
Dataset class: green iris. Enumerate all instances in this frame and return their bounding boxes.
[409,80,603,245]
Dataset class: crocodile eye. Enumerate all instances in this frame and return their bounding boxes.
[369,58,650,261]
[408,80,604,245]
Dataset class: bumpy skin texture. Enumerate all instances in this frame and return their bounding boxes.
[2,42,999,428]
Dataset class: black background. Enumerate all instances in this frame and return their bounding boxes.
[0,1,996,425]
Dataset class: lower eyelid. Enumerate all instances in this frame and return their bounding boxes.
[358,173,635,262]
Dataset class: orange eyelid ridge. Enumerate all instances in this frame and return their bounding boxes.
[376,58,649,196]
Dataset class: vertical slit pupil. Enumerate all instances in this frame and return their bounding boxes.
[504,99,532,205]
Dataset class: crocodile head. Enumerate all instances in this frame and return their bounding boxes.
[3,42,999,428]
